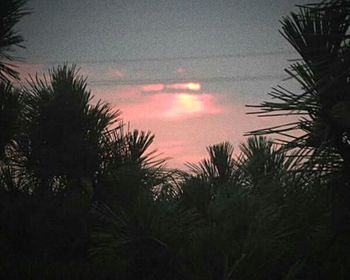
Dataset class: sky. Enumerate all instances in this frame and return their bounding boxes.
[15,0,314,168]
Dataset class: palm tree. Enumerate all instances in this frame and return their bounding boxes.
[17,64,118,193]
[0,0,30,83]
[0,0,28,161]
[178,137,330,280]
[90,129,198,280]
[95,126,170,205]
[235,136,296,196]
[247,1,350,277]
[180,142,236,223]
[248,0,350,174]
[187,142,235,185]
[0,82,21,161]
[90,197,201,280]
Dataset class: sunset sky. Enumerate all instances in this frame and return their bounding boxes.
[15,0,314,168]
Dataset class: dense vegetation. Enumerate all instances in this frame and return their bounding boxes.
[0,0,350,279]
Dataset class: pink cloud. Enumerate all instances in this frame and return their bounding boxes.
[166,82,201,91]
[162,93,221,120]
[92,83,222,123]
[120,92,222,122]
[142,84,165,92]
[141,82,201,93]
[91,83,295,169]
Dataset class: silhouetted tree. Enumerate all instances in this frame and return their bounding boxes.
[248,0,350,173]
[0,0,28,160]
[90,129,194,280]
[0,0,29,83]
[248,1,350,278]
[17,65,118,194]
[0,82,21,160]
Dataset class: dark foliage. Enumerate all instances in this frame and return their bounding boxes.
[0,0,350,279]
[0,81,21,160]
[0,0,30,83]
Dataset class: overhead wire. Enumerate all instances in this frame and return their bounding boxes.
[22,50,294,86]
[26,50,295,65]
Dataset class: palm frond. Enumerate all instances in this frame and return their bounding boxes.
[247,0,350,175]
[16,64,119,192]
[0,0,30,83]
[0,81,21,160]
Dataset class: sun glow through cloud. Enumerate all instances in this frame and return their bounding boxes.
[142,82,201,93]
[97,84,222,122]
[92,84,290,168]
[167,82,201,91]
[163,93,219,119]
[165,93,203,117]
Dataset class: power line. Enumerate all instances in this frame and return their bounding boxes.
[28,50,295,66]
[89,74,287,86]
